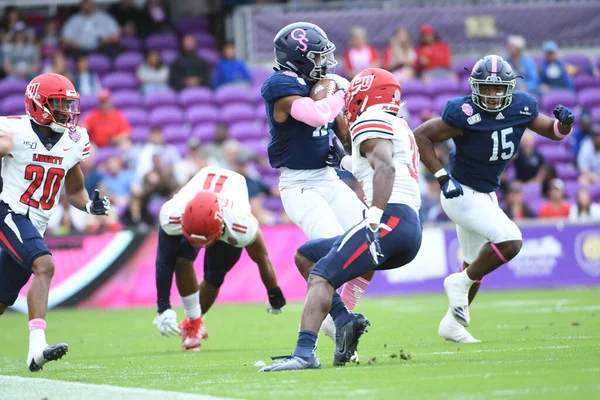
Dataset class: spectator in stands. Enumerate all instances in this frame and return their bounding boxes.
[540,164,558,199]
[414,24,452,80]
[140,0,171,37]
[344,26,379,78]
[1,6,24,33]
[175,138,209,187]
[502,182,534,221]
[73,54,102,96]
[83,89,131,148]
[41,18,61,57]
[134,126,181,183]
[42,51,73,81]
[101,155,135,227]
[234,154,280,225]
[2,23,40,79]
[169,34,211,91]
[420,174,445,222]
[539,41,574,93]
[383,27,416,81]
[538,178,570,219]
[203,124,230,165]
[137,49,170,94]
[61,0,121,59]
[506,35,540,94]
[109,0,142,36]
[578,125,600,185]
[137,153,178,225]
[514,131,546,183]
[214,42,252,88]
[569,187,600,222]
[571,109,593,161]
[81,143,103,198]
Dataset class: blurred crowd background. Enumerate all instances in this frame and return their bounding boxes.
[0,0,599,236]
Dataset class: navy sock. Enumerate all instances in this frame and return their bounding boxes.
[330,292,351,329]
[293,330,318,359]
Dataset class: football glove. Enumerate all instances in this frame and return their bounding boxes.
[153,309,180,337]
[86,189,111,216]
[266,286,286,314]
[438,174,464,199]
[553,104,575,126]
[326,137,347,170]
[326,73,350,93]
[366,225,384,265]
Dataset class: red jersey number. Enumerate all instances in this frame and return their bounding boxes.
[408,135,420,182]
[20,165,65,210]
[203,173,228,193]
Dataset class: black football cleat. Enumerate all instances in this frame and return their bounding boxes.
[333,313,370,366]
[28,343,69,372]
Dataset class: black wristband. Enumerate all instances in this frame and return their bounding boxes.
[267,286,286,309]
[437,174,450,187]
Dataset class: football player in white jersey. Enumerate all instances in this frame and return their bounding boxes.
[0,73,110,372]
[152,166,286,352]
[261,68,422,372]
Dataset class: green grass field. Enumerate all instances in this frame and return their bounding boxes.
[1,288,600,400]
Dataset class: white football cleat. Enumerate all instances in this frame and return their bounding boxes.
[320,315,336,342]
[439,308,481,343]
[444,273,471,327]
[27,343,69,372]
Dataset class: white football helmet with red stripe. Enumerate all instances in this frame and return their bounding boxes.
[345,68,402,124]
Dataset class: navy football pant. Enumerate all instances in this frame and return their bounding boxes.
[0,202,51,306]
[299,204,422,289]
[156,228,243,313]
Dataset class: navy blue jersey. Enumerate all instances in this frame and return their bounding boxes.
[442,91,539,193]
[261,71,332,170]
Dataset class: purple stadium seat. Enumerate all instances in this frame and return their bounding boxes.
[160,49,180,65]
[175,16,209,34]
[407,114,421,130]
[262,175,279,189]
[263,197,284,213]
[114,52,143,72]
[250,85,263,104]
[243,140,269,158]
[252,68,272,85]
[541,90,577,112]
[521,182,542,200]
[0,78,28,97]
[197,49,220,66]
[149,106,184,127]
[452,57,479,78]
[402,96,432,114]
[193,32,216,49]
[572,75,600,92]
[130,126,150,143]
[460,78,471,95]
[145,89,178,109]
[578,88,600,109]
[527,198,545,215]
[145,33,179,51]
[101,72,137,91]
[120,36,142,52]
[2,94,25,115]
[87,54,111,76]
[94,146,122,166]
[79,94,99,111]
[111,90,142,109]
[255,104,267,123]
[589,183,600,202]
[179,87,213,107]
[162,124,191,143]
[147,197,167,220]
[122,107,148,126]
[433,94,458,114]
[228,122,266,141]
[564,180,580,201]
[220,103,256,124]
[427,78,459,96]
[215,85,252,105]
[563,54,592,72]
[399,80,427,97]
[538,145,572,164]
[591,107,600,124]
[186,104,218,125]
[174,142,188,157]
[555,163,579,180]
[192,124,217,142]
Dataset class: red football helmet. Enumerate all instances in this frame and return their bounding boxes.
[345,68,402,124]
[181,190,224,248]
[25,73,80,133]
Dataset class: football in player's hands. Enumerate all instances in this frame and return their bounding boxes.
[309,78,338,101]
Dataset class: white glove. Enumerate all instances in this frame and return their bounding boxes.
[326,73,350,92]
[265,301,284,315]
[153,309,180,337]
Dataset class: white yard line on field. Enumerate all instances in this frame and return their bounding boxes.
[0,375,237,400]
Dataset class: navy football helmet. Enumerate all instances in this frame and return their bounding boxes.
[469,55,516,112]
[274,22,337,82]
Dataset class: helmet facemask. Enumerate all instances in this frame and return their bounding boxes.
[47,96,80,133]
[306,42,337,81]
[470,78,515,113]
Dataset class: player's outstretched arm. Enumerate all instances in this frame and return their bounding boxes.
[528,105,574,141]
[273,92,346,128]
[0,131,13,157]
[65,164,111,215]
[414,117,461,175]
[245,229,286,314]
[333,113,352,153]
[361,138,395,221]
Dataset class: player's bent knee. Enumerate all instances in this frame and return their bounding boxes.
[493,239,522,262]
[31,255,55,278]
[294,251,314,279]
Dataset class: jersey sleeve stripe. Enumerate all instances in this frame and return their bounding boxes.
[83,146,91,152]
[352,129,394,143]
[352,118,393,130]
[351,122,394,138]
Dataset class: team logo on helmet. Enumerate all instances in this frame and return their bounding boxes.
[26,82,40,100]
[461,103,474,116]
[290,28,309,52]
[69,129,81,142]
[348,74,375,97]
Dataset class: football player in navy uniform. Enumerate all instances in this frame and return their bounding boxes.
[261,22,372,344]
[414,55,575,343]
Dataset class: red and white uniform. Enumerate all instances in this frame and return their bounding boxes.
[159,167,259,248]
[350,108,421,212]
[0,116,90,234]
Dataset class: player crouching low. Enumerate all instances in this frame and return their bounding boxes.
[153,166,286,352]
[261,68,422,372]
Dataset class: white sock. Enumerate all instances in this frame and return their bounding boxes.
[181,291,201,320]
[28,319,48,351]
[458,270,476,288]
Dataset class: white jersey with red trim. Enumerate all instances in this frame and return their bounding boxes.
[350,109,421,212]
[159,166,259,248]
[0,115,90,234]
